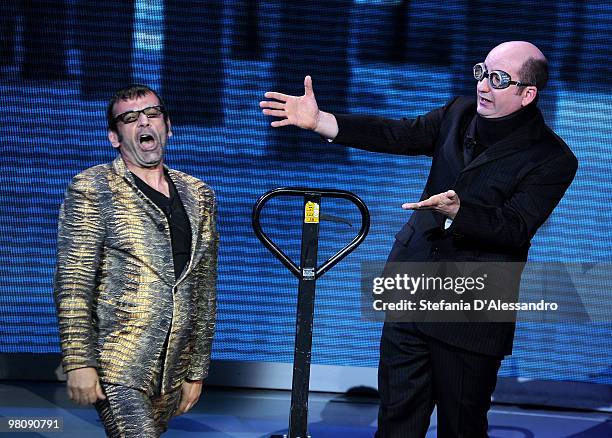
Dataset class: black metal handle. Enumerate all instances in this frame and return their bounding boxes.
[254,187,370,438]
[252,187,370,280]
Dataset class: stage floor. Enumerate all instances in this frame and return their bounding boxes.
[0,381,609,437]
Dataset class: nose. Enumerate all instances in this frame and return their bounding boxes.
[477,76,491,93]
[137,112,150,126]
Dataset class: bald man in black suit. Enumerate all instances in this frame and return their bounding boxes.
[260,41,577,438]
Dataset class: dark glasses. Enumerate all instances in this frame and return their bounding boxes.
[473,63,534,89]
[114,105,165,124]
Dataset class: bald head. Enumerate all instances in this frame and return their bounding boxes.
[487,41,548,90]
[491,41,546,63]
[477,41,547,118]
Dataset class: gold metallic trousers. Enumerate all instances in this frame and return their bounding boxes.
[94,383,181,437]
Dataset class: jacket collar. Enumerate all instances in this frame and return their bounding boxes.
[461,107,545,174]
[111,155,203,284]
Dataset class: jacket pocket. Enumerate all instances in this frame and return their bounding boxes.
[394,223,415,246]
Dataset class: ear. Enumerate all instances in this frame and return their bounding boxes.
[108,130,121,149]
[166,118,173,138]
[521,86,538,107]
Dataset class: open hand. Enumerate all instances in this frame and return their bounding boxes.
[260,75,320,130]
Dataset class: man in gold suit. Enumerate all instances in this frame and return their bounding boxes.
[54,84,219,437]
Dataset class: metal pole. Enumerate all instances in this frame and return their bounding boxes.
[288,193,320,438]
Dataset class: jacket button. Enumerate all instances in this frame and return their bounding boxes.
[157,223,165,231]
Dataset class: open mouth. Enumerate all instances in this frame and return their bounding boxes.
[479,95,493,105]
[139,134,156,148]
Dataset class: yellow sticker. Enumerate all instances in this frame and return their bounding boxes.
[304,201,320,223]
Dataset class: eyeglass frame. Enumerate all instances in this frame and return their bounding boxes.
[473,62,535,89]
[113,105,166,124]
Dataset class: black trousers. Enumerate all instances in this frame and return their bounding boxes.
[376,322,502,438]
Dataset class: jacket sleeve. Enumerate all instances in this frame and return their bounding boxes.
[451,152,578,249]
[186,192,219,381]
[332,97,460,157]
[53,173,105,373]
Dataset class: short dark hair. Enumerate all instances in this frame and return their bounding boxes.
[106,84,169,133]
[517,57,548,91]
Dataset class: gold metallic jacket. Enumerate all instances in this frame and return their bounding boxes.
[54,156,218,394]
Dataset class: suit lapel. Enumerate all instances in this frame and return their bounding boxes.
[111,156,177,286]
[111,157,205,284]
[112,155,166,222]
[169,170,202,279]
[462,115,477,167]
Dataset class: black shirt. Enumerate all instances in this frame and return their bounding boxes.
[476,103,538,147]
[132,171,192,280]
[463,104,539,163]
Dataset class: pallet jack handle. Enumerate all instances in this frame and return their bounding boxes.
[252,187,370,280]
[252,187,370,438]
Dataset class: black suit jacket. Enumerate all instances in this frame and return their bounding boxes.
[334,96,578,356]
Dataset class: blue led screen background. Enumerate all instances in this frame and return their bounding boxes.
[1,1,611,386]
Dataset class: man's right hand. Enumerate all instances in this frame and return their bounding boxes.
[66,367,106,405]
[260,75,339,139]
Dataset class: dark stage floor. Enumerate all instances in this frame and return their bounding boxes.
[0,381,609,437]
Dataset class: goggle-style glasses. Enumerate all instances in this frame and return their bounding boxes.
[473,63,534,89]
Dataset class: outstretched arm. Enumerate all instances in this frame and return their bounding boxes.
[260,75,339,139]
